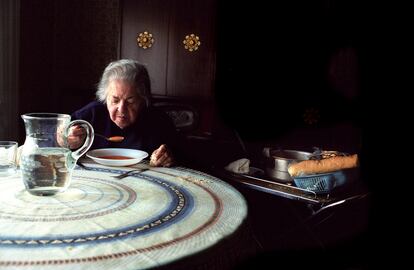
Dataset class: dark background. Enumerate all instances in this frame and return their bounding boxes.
[215,0,363,143]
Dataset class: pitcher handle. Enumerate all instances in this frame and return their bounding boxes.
[67,120,94,160]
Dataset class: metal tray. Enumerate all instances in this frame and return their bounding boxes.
[214,167,366,207]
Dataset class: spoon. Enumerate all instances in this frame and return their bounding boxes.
[95,134,124,143]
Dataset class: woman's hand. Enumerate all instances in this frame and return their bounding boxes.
[150,144,174,167]
[67,125,87,150]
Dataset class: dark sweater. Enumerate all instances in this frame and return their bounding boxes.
[71,101,179,156]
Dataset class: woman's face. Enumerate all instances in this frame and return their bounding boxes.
[106,79,145,129]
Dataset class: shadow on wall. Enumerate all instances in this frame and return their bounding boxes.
[214,44,362,155]
[214,0,363,156]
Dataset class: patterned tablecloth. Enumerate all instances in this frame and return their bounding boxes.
[0,163,248,269]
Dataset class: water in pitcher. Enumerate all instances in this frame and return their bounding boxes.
[20,147,76,196]
[20,113,94,196]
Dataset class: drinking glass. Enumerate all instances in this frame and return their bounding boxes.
[0,141,18,177]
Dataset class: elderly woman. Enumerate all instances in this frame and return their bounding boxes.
[70,59,176,167]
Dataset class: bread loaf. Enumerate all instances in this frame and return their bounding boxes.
[288,154,358,177]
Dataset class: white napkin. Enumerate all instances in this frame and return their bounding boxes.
[225,158,250,174]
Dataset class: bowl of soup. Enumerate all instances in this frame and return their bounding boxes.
[86,148,148,167]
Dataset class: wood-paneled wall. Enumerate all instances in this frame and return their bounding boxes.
[18,0,120,142]
[0,0,20,140]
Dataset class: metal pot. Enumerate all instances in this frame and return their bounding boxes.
[262,148,312,183]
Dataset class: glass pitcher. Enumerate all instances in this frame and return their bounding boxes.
[20,113,94,196]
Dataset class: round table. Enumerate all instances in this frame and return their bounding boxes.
[0,163,248,269]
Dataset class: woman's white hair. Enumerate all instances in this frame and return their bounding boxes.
[96,59,151,106]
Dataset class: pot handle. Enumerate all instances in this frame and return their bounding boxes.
[262,147,271,158]
[262,146,283,158]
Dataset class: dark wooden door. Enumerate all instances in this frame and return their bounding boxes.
[166,0,217,98]
[120,0,217,99]
[121,0,170,96]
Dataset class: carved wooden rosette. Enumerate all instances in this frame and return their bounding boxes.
[183,34,201,52]
[137,31,154,49]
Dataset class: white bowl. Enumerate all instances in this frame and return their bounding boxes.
[86,148,148,167]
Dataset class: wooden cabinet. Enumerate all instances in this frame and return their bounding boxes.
[120,0,217,99]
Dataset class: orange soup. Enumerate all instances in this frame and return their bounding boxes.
[98,155,133,160]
